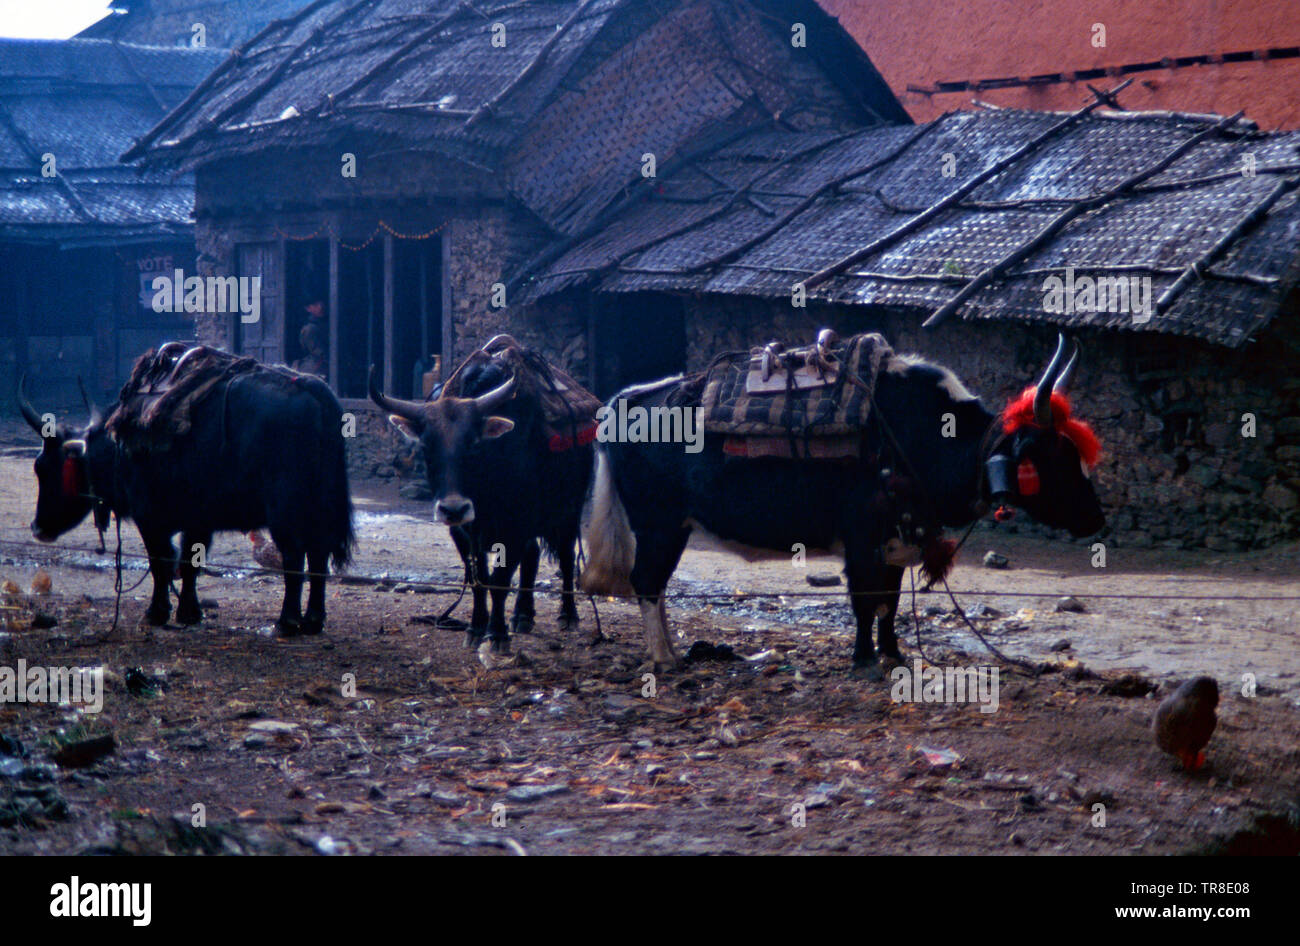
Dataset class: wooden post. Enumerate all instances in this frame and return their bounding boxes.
[383,232,395,394]
[328,232,339,390]
[440,226,453,367]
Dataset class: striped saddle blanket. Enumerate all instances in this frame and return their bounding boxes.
[700,331,892,439]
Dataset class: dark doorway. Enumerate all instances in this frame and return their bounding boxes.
[336,241,384,399]
[285,239,329,376]
[594,292,687,398]
[392,237,443,399]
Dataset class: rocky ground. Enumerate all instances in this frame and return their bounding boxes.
[1,438,1298,856]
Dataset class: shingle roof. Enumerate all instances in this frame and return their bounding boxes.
[123,0,908,234]
[0,38,225,244]
[516,107,1300,348]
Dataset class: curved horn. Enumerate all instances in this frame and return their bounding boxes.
[480,334,520,354]
[77,377,104,428]
[367,364,425,421]
[1033,333,1069,426]
[17,374,44,434]
[1053,339,1080,394]
[472,373,517,414]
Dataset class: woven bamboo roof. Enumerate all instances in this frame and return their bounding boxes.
[124,0,908,234]
[0,38,225,245]
[516,102,1300,347]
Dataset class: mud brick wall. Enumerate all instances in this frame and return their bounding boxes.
[679,294,1300,551]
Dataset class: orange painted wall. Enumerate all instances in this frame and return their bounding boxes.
[818,0,1300,129]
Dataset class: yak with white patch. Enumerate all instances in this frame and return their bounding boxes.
[580,333,1105,674]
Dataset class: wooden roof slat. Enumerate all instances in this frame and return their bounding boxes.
[465,0,602,127]
[122,0,336,161]
[801,78,1133,292]
[1155,173,1300,315]
[923,109,1246,328]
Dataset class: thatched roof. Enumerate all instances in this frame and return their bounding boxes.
[516,104,1300,348]
[0,38,224,245]
[124,0,908,234]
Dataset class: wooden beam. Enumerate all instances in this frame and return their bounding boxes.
[923,109,1245,328]
[328,232,339,390]
[383,233,395,394]
[465,0,602,128]
[1155,173,1300,315]
[440,223,453,370]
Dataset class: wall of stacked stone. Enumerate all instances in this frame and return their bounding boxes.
[678,294,1299,551]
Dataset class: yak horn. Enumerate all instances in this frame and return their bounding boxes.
[367,365,425,421]
[77,377,104,428]
[1033,333,1069,426]
[1053,339,1080,393]
[472,374,517,414]
[17,374,44,434]
[481,334,520,354]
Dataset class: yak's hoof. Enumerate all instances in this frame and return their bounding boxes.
[511,614,535,635]
[175,602,203,626]
[489,636,512,656]
[465,628,487,649]
[850,660,885,682]
[276,616,307,637]
[558,614,581,635]
[144,603,171,627]
[301,614,325,636]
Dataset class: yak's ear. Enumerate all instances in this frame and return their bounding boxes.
[388,414,422,442]
[481,416,515,439]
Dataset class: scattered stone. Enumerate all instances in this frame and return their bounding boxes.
[1055,596,1086,613]
[983,550,1009,569]
[1050,639,1072,652]
[1100,673,1157,698]
[125,667,165,696]
[30,612,58,630]
[1082,788,1117,809]
[428,791,466,808]
[505,783,570,803]
[399,483,433,501]
[802,792,831,809]
[52,735,116,769]
[965,602,1003,619]
[805,573,842,587]
[685,641,740,663]
[1018,792,1044,812]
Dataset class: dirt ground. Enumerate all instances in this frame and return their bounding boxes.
[1,429,1298,856]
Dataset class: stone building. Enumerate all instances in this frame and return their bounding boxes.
[0,38,224,411]
[128,0,1300,549]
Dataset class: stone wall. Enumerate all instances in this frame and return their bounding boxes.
[677,293,1300,550]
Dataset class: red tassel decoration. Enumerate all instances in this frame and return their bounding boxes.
[1001,387,1101,467]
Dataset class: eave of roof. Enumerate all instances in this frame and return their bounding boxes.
[515,102,1300,349]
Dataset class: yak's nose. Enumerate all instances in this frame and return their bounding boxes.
[31,522,54,543]
[435,497,474,526]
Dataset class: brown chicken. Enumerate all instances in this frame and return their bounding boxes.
[1153,676,1218,771]
[247,531,284,572]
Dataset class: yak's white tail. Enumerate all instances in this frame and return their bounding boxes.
[579,447,636,596]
